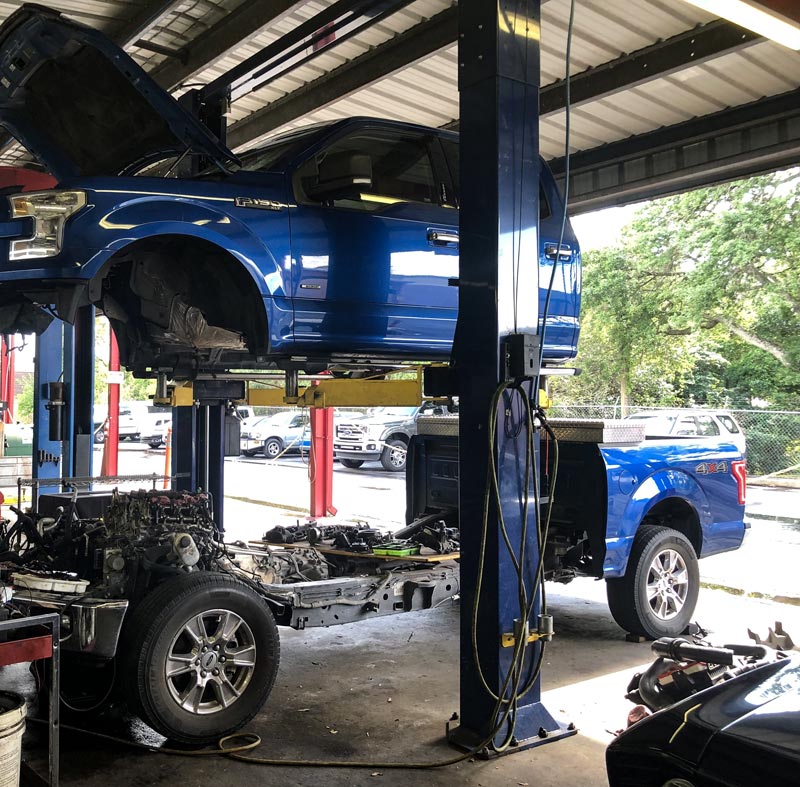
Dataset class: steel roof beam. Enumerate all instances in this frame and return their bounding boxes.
[444,19,762,132]
[227,6,458,150]
[549,87,800,213]
[115,0,184,48]
[541,19,761,114]
[202,0,417,102]
[149,0,305,91]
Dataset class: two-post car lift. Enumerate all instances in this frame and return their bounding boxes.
[28,0,572,755]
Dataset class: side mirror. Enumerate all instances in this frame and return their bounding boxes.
[306,152,372,200]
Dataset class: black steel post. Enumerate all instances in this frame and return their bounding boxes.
[171,404,198,491]
[206,403,226,531]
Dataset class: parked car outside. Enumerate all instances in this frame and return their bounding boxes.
[625,409,746,454]
[138,407,173,448]
[241,411,310,458]
[334,402,453,472]
[94,403,142,443]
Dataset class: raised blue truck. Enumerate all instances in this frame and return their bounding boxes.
[0,6,580,378]
[0,4,748,744]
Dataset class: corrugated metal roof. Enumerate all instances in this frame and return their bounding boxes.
[0,0,798,170]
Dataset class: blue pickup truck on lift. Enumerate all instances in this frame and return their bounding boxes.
[0,1,746,643]
[0,5,580,380]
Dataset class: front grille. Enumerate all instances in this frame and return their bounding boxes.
[336,424,367,439]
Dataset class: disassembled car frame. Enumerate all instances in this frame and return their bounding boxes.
[1,486,460,744]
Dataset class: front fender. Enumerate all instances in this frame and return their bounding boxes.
[604,469,711,578]
[69,197,289,298]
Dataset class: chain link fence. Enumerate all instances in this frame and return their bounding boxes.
[547,404,800,479]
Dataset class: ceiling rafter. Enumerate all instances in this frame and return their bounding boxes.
[549,87,800,212]
[115,0,184,48]
[539,19,762,115]
[149,0,306,91]
[227,6,458,149]
[444,19,763,131]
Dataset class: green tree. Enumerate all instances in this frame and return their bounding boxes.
[15,373,34,423]
[551,245,696,412]
[554,169,800,409]
[627,172,800,380]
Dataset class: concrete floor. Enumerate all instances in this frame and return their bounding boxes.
[16,579,799,787]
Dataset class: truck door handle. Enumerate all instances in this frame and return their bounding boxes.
[428,229,459,247]
[544,243,572,260]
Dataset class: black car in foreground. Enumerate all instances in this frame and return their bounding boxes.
[607,639,800,787]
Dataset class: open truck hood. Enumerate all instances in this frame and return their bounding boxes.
[0,4,237,180]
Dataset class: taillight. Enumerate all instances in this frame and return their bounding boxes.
[732,459,746,505]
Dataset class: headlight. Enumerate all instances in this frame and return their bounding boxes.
[8,190,87,260]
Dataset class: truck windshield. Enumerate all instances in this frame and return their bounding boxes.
[236,126,326,172]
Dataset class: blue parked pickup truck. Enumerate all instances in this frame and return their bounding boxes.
[407,416,749,639]
[0,5,580,379]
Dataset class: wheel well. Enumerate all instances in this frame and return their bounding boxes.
[385,433,410,444]
[641,497,702,555]
[90,235,269,369]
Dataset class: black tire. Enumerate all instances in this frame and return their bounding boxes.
[263,437,283,459]
[340,459,364,469]
[606,525,699,639]
[148,440,163,449]
[93,430,105,445]
[380,438,407,472]
[242,449,256,458]
[122,572,280,744]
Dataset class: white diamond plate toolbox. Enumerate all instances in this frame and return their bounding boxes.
[416,415,459,437]
[548,418,645,444]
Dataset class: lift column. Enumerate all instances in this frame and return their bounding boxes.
[452,0,573,752]
[64,305,94,479]
[32,320,67,498]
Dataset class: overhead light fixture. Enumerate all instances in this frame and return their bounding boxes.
[679,0,800,50]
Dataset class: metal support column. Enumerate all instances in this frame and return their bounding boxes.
[450,0,573,753]
[66,306,94,479]
[32,319,65,499]
[1,334,15,424]
[171,404,198,492]
[309,407,337,518]
[205,404,226,531]
[101,328,120,476]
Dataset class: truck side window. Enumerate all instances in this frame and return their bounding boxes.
[696,415,720,436]
[676,418,698,436]
[294,131,438,211]
[440,137,551,218]
[716,415,740,434]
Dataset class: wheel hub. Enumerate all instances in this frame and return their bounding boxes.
[165,608,257,715]
[646,548,689,621]
[200,651,218,670]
